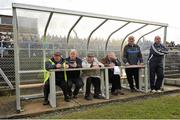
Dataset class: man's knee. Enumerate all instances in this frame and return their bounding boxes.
[43,80,49,88]
[75,78,84,88]
[67,80,73,88]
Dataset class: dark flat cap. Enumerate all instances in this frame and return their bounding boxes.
[54,52,61,56]
[87,53,95,57]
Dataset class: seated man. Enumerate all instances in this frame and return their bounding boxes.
[101,52,124,95]
[82,53,104,100]
[66,49,84,98]
[43,52,70,105]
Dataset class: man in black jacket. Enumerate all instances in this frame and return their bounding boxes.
[43,52,70,105]
[123,36,143,92]
[66,49,84,99]
[148,36,168,93]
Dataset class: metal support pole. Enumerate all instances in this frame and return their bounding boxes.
[105,68,109,99]
[67,16,82,44]
[0,68,14,89]
[144,64,149,93]
[87,19,108,50]
[49,71,56,107]
[121,24,148,51]
[100,69,105,97]
[162,26,168,90]
[13,7,21,112]
[105,22,130,51]
[136,26,163,44]
[138,68,143,91]
[43,12,53,80]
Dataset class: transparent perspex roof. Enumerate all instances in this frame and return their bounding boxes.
[13,3,168,72]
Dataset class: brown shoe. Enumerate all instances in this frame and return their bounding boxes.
[111,90,118,96]
[118,91,124,95]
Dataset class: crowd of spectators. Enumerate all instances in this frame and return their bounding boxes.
[166,41,180,48]
[0,32,13,48]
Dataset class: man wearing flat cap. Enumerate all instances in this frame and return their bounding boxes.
[82,53,104,100]
[43,51,70,105]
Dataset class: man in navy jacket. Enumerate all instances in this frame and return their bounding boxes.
[43,52,70,105]
[66,49,84,98]
[123,36,143,92]
[148,36,168,93]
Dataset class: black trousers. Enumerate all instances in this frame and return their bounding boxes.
[85,77,101,96]
[67,77,84,96]
[43,79,68,101]
[125,68,139,90]
[149,61,164,90]
[108,70,122,93]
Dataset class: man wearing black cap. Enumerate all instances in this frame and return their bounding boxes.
[43,52,70,105]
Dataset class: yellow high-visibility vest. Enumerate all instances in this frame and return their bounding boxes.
[44,59,67,83]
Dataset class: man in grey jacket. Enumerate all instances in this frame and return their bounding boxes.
[82,53,104,100]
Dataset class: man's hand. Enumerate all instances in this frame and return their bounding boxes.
[109,63,115,67]
[71,62,77,68]
[92,65,100,68]
[125,62,130,66]
[65,64,69,69]
[140,62,144,65]
[56,64,61,69]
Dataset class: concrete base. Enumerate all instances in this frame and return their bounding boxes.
[1,85,180,119]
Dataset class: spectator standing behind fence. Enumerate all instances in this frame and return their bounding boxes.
[82,53,105,100]
[148,36,168,93]
[43,52,70,105]
[66,49,84,99]
[123,36,143,92]
[101,52,124,95]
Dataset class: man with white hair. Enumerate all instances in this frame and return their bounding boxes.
[101,52,124,95]
[66,49,83,99]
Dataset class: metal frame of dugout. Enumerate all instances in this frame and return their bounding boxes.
[12,3,168,112]
[48,65,147,108]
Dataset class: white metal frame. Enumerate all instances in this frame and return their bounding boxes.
[12,3,168,112]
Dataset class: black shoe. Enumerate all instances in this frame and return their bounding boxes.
[64,96,70,102]
[131,89,136,92]
[94,95,105,99]
[69,95,72,99]
[118,90,125,95]
[43,100,49,105]
[85,95,93,100]
[73,95,78,99]
[131,88,139,92]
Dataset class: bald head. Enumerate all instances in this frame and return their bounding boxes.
[154,36,161,44]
